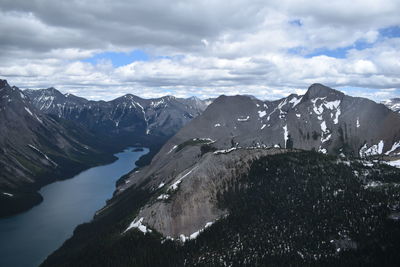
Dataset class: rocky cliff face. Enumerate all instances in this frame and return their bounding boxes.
[129,148,290,238]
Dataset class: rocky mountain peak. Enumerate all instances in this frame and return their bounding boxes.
[383,98,400,113]
[304,83,344,100]
[0,79,9,89]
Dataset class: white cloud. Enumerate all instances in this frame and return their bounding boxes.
[0,0,400,101]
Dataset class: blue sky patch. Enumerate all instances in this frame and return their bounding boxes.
[379,26,400,38]
[83,50,149,67]
[303,39,374,59]
[289,19,303,27]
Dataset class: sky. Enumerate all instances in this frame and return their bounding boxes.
[0,0,400,101]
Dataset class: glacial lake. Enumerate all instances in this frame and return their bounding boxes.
[0,147,148,267]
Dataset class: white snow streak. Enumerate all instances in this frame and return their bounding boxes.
[385,141,400,155]
[124,217,152,234]
[24,107,33,116]
[237,116,250,121]
[258,111,266,118]
[283,125,288,148]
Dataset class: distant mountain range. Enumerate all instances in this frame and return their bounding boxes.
[41,84,400,266]
[383,98,400,113]
[0,80,209,216]
[24,88,209,137]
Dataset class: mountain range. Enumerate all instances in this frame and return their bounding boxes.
[24,88,209,138]
[2,80,400,265]
[38,84,400,266]
[0,80,209,216]
[112,83,400,239]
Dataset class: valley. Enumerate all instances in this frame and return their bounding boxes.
[0,148,148,267]
[34,83,400,266]
[0,79,208,217]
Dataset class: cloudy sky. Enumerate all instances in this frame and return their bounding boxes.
[1,0,400,101]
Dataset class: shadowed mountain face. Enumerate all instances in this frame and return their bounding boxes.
[24,88,209,138]
[1,80,210,217]
[0,80,115,216]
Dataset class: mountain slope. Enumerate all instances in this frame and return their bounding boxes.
[110,84,400,237]
[41,83,400,266]
[0,80,115,216]
[42,151,400,266]
[158,83,400,157]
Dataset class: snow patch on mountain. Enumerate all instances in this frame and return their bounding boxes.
[385,141,400,155]
[28,144,58,166]
[258,111,266,118]
[167,145,178,154]
[157,194,169,200]
[214,147,238,155]
[333,108,341,124]
[178,221,215,242]
[312,98,341,124]
[359,140,384,157]
[124,217,152,234]
[283,125,288,148]
[237,116,250,122]
[289,96,302,108]
[385,159,400,168]
[24,107,33,116]
[169,167,197,191]
[321,121,327,133]
[318,147,327,154]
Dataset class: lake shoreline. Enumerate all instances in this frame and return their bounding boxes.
[0,152,118,218]
[0,147,149,267]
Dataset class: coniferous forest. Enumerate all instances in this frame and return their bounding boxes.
[42,151,400,266]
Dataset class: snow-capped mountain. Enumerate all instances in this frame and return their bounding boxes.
[158,83,400,160]
[382,98,400,113]
[24,88,209,138]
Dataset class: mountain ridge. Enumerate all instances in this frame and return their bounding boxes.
[113,83,400,239]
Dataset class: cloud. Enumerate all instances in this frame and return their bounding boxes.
[0,0,400,101]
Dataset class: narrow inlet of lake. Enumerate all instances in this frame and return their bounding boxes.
[0,147,149,267]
